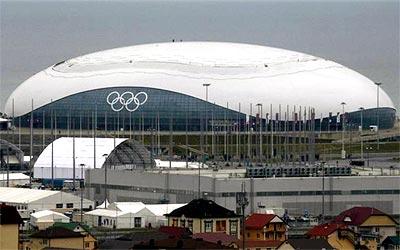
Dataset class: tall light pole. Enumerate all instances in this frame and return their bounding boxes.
[374,82,381,150]
[203,83,211,154]
[365,146,373,170]
[359,107,364,161]
[340,102,346,159]
[79,163,85,222]
[102,153,108,205]
[320,162,326,223]
[256,104,263,163]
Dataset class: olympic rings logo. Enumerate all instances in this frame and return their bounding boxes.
[106,91,148,112]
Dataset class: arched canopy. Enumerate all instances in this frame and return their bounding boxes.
[0,139,24,166]
[33,137,154,180]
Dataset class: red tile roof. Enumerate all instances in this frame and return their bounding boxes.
[133,238,233,249]
[237,240,282,248]
[159,226,192,239]
[245,213,277,229]
[307,223,347,237]
[332,207,393,226]
[193,232,237,246]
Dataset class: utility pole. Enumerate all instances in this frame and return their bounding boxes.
[238,182,249,250]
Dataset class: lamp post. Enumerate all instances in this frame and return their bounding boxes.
[203,83,211,154]
[374,82,382,150]
[365,146,373,169]
[340,102,346,159]
[359,107,364,161]
[79,163,85,223]
[256,104,263,163]
[320,162,326,223]
[102,153,109,205]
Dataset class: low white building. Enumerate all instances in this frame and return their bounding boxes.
[84,202,186,229]
[154,159,208,169]
[0,173,30,187]
[0,187,94,218]
[30,210,70,230]
[84,208,153,229]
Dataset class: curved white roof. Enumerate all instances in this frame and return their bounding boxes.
[5,42,395,117]
[0,187,58,203]
[34,137,127,179]
[30,210,70,221]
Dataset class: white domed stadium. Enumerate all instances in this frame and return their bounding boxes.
[5,42,396,131]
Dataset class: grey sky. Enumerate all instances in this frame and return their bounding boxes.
[1,0,399,112]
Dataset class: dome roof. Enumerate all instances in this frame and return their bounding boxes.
[5,42,395,117]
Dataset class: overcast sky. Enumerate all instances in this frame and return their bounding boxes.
[1,0,399,112]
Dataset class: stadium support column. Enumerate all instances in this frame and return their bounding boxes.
[256,103,263,164]
[375,82,381,150]
[236,103,241,162]
[340,102,346,159]
[93,107,97,169]
[51,101,54,188]
[185,112,189,168]
[270,104,274,166]
[30,99,34,186]
[309,108,316,164]
[203,83,211,154]
[42,111,45,150]
[359,107,364,161]
[80,164,85,223]
[165,114,172,202]
[102,154,108,204]
[321,163,325,223]
[73,122,76,191]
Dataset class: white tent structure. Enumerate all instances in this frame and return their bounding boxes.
[146,203,186,226]
[84,202,186,229]
[30,210,70,230]
[0,173,30,187]
[83,208,153,229]
[0,187,94,218]
[33,137,128,180]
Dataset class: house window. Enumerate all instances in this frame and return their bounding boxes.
[42,239,48,245]
[56,203,63,208]
[229,220,238,236]
[66,203,74,208]
[257,233,260,239]
[134,217,142,228]
[216,220,226,232]
[188,220,193,232]
[180,219,186,227]
[172,219,178,227]
[204,221,213,232]
[85,242,90,248]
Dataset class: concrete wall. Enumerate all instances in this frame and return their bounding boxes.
[86,169,400,217]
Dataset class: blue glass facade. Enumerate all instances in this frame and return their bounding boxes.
[16,87,396,131]
[19,87,246,131]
